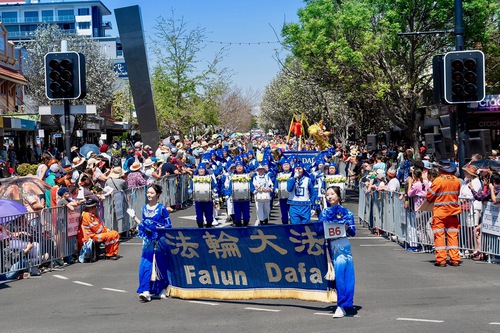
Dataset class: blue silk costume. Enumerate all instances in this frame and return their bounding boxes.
[137,203,172,296]
[318,204,356,310]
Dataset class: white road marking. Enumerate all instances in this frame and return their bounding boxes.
[188,300,220,306]
[178,215,198,221]
[490,322,500,325]
[359,244,397,247]
[352,237,386,240]
[53,275,68,280]
[73,281,93,286]
[397,318,443,323]
[102,288,127,293]
[245,307,280,312]
[314,312,333,316]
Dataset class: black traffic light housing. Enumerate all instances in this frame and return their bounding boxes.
[45,52,86,100]
[443,50,485,104]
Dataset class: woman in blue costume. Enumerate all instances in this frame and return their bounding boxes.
[318,186,356,318]
[129,184,173,302]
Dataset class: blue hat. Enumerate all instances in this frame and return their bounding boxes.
[247,150,254,156]
[235,161,244,167]
[281,158,290,166]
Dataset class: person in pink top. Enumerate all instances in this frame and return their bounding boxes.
[406,168,428,252]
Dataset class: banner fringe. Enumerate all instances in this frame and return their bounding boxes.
[167,286,337,303]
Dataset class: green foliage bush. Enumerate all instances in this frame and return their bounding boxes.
[16,163,39,176]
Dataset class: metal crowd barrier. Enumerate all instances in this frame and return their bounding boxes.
[357,184,500,263]
[0,173,192,279]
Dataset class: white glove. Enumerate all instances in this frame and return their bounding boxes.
[126,208,136,218]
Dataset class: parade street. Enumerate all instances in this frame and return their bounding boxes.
[1,190,499,333]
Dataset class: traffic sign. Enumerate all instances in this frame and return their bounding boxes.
[38,105,97,115]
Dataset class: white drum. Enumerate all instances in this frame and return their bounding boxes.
[232,180,251,201]
[277,181,290,200]
[255,191,271,202]
[193,176,212,202]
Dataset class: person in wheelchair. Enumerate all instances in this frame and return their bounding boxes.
[81,199,121,260]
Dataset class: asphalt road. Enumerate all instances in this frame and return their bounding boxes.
[1,191,500,333]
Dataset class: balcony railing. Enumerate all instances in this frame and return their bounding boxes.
[0,15,75,24]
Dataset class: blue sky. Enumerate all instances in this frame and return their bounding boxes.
[103,0,304,96]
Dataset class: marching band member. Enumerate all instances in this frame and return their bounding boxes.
[191,164,219,228]
[228,161,254,227]
[221,162,236,223]
[287,160,314,224]
[252,164,274,225]
[311,159,325,216]
[275,158,293,224]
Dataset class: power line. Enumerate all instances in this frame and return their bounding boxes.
[203,40,281,46]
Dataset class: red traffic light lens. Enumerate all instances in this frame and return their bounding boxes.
[48,59,60,70]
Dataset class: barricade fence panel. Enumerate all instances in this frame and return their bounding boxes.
[358,184,497,258]
[1,173,191,278]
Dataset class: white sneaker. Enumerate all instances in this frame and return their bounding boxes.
[139,291,151,302]
[159,289,167,299]
[332,306,346,318]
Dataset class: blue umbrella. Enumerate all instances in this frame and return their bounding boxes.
[79,144,100,158]
[0,199,27,224]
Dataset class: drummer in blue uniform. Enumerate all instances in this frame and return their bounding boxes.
[275,158,293,224]
[228,161,254,227]
[190,163,218,228]
[286,160,314,224]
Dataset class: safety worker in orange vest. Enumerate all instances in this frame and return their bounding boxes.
[426,159,462,267]
[81,199,121,260]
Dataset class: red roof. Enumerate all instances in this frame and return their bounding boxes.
[0,65,27,84]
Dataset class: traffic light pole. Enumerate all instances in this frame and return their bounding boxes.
[64,99,71,163]
[454,0,466,178]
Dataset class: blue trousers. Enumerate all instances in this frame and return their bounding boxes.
[137,240,170,295]
[194,201,214,228]
[233,200,250,225]
[279,198,290,224]
[328,238,355,309]
[289,204,311,224]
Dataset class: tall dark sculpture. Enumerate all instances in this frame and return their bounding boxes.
[115,5,160,147]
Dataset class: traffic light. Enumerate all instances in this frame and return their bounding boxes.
[443,50,485,104]
[45,52,86,100]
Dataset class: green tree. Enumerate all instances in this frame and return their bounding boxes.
[150,12,230,137]
[281,0,500,147]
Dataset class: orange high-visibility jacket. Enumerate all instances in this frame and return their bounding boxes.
[426,174,461,218]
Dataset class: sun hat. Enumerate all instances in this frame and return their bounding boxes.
[134,141,143,148]
[201,141,209,147]
[386,168,397,176]
[463,165,478,177]
[376,169,386,180]
[130,161,142,172]
[191,142,200,149]
[143,158,154,167]
[71,146,78,153]
[434,159,457,173]
[256,164,267,171]
[176,142,184,150]
[72,156,86,168]
[87,158,99,169]
[50,163,61,173]
[422,160,431,169]
[109,166,124,179]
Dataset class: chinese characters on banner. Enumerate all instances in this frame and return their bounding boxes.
[158,223,336,302]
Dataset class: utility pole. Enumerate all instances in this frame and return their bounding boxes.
[454,0,466,177]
